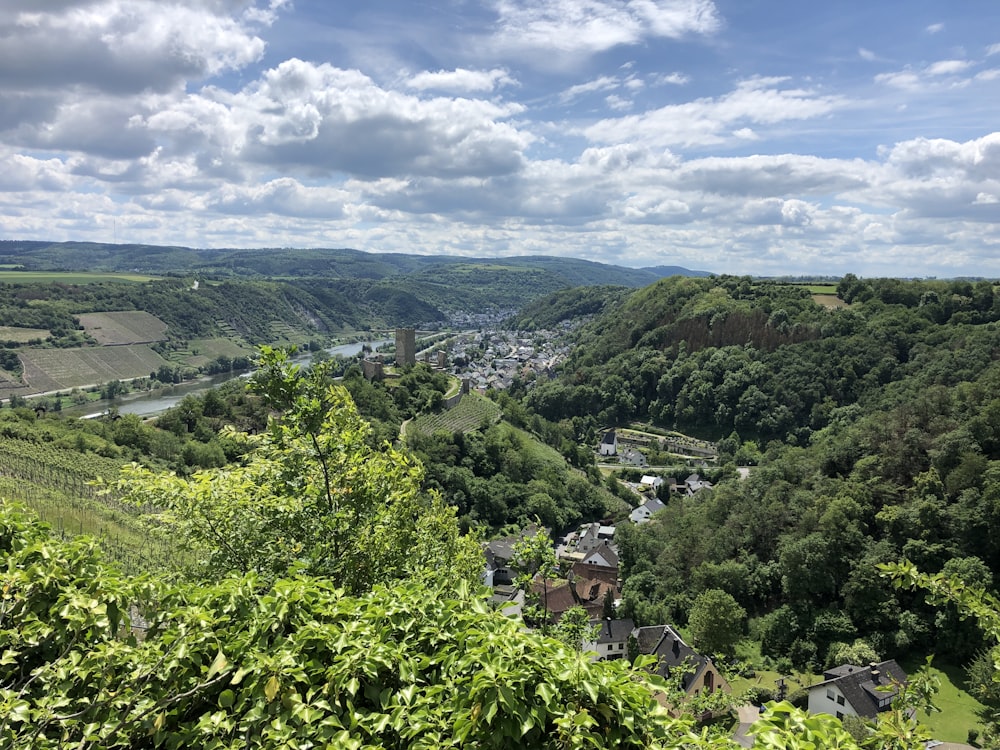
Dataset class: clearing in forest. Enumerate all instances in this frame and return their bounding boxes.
[0,325,50,342]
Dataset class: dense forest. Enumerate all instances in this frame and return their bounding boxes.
[510,275,1000,698]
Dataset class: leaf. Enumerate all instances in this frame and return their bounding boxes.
[265,674,281,702]
[207,649,228,679]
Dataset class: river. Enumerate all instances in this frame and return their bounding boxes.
[61,338,393,420]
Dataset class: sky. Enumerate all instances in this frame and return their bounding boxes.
[2,0,999,277]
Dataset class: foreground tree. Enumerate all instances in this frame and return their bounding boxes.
[111,347,482,592]
[1,502,944,749]
[0,502,737,749]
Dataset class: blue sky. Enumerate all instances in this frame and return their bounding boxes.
[1,0,999,277]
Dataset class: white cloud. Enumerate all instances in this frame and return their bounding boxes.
[0,152,73,192]
[875,57,993,92]
[926,23,945,34]
[490,0,720,63]
[925,59,973,76]
[858,48,877,61]
[559,75,620,102]
[605,94,633,110]
[652,72,690,85]
[988,43,1000,56]
[406,68,516,93]
[0,1,269,95]
[582,77,847,148]
[143,59,533,180]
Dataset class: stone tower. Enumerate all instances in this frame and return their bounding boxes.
[395,328,416,367]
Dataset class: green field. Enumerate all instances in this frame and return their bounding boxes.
[801,284,839,294]
[0,270,158,283]
[0,436,178,573]
[0,325,50,342]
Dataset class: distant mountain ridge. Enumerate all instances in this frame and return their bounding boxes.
[0,241,711,285]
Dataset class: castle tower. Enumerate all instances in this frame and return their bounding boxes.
[395,328,416,367]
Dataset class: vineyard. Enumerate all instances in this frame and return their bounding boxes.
[20,344,169,391]
[77,310,169,345]
[0,437,176,572]
[405,393,501,438]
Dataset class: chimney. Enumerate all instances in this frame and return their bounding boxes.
[869,662,881,684]
[672,638,680,657]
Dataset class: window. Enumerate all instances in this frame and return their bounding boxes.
[619,643,624,649]
[836,711,844,720]
[826,689,835,701]
[837,695,845,706]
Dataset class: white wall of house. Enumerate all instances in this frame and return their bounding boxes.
[807,685,858,720]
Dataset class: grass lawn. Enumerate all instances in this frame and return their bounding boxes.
[900,657,988,743]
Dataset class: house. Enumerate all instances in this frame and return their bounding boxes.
[623,449,647,467]
[489,585,525,618]
[599,430,618,456]
[483,525,541,587]
[580,541,618,571]
[640,475,663,490]
[630,496,666,524]
[528,577,580,622]
[685,473,713,495]
[584,618,635,661]
[807,661,908,720]
[636,624,730,707]
[575,522,616,554]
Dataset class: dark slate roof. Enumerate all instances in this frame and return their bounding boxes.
[590,618,635,645]
[645,624,712,691]
[484,524,542,566]
[635,625,668,655]
[812,661,908,719]
[601,431,617,445]
[583,541,619,569]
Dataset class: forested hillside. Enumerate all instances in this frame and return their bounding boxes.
[0,240,686,288]
[524,275,1000,695]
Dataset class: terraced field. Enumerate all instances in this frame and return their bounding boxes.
[78,311,168,344]
[20,345,169,391]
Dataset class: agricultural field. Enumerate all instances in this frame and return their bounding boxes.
[0,270,157,283]
[405,393,501,438]
[171,337,254,368]
[0,325,50,342]
[0,436,176,572]
[811,294,849,309]
[20,344,169,392]
[78,311,169,345]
